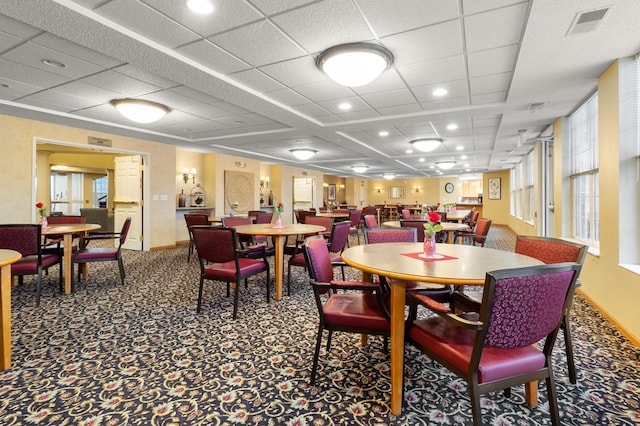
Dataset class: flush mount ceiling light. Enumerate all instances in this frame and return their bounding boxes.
[351,165,369,173]
[186,0,214,14]
[411,138,443,153]
[436,160,457,170]
[383,173,396,180]
[111,99,170,123]
[316,43,393,87]
[290,149,317,160]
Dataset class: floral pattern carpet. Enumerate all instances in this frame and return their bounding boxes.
[1,226,639,425]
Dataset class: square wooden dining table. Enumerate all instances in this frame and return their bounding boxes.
[341,242,543,415]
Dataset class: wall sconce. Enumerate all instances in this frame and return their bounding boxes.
[413,185,421,193]
[323,182,329,187]
[374,186,382,193]
[260,176,270,189]
[183,167,197,184]
[338,184,345,191]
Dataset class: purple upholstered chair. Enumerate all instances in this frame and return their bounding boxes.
[406,263,581,426]
[302,235,390,385]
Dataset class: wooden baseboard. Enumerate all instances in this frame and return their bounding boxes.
[577,288,640,348]
[150,244,177,251]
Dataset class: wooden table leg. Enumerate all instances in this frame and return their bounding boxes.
[360,271,373,347]
[274,235,285,301]
[389,279,406,415]
[63,233,72,294]
[0,264,12,369]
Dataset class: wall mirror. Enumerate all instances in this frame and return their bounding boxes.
[389,186,405,199]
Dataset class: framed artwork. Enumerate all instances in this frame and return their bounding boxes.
[327,184,336,200]
[488,178,501,200]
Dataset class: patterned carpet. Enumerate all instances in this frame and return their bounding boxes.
[1,226,639,425]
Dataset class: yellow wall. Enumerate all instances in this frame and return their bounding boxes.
[481,170,511,226]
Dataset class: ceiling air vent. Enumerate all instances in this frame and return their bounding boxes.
[568,8,609,35]
[527,102,545,112]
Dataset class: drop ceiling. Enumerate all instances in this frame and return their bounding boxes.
[1,0,638,178]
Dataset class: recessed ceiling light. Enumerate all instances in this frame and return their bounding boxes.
[405,149,413,154]
[110,99,170,123]
[460,155,468,160]
[447,123,458,130]
[464,163,470,167]
[42,59,66,68]
[233,120,245,125]
[419,158,425,162]
[379,130,389,137]
[456,145,464,151]
[0,83,10,88]
[186,0,214,14]
[290,149,317,160]
[338,102,352,110]
[316,43,393,87]
[433,88,448,97]
[411,138,443,152]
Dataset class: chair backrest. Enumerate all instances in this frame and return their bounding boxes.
[302,235,334,283]
[184,213,209,229]
[328,221,351,253]
[192,226,237,264]
[365,227,417,244]
[305,216,334,235]
[363,214,378,228]
[362,206,377,216]
[399,220,426,241]
[515,235,588,268]
[481,263,580,349]
[464,209,480,228]
[117,217,132,247]
[247,210,266,217]
[46,215,85,224]
[472,218,492,244]
[401,209,411,219]
[221,216,252,227]
[0,224,41,256]
[255,212,273,224]
[348,210,362,227]
[298,210,316,224]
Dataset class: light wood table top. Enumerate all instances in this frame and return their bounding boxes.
[233,223,326,300]
[1,249,22,370]
[441,209,472,223]
[316,212,350,219]
[341,242,543,415]
[42,223,101,294]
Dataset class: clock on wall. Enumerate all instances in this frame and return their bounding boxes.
[445,182,454,193]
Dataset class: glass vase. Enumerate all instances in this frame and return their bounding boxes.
[274,213,283,228]
[40,215,48,227]
[423,235,437,257]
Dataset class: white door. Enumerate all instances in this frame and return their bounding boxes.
[114,155,143,250]
[293,177,315,211]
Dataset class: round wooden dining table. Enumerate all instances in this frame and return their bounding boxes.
[1,249,21,370]
[41,223,101,295]
[381,220,470,243]
[341,242,543,415]
[233,223,326,301]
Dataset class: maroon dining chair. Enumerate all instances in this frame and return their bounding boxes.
[347,209,362,245]
[184,213,210,262]
[0,224,62,306]
[302,235,390,385]
[406,263,581,426]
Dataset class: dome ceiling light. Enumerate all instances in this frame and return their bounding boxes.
[316,43,393,87]
[290,149,317,160]
[411,138,443,153]
[383,173,396,180]
[351,165,369,173]
[110,99,170,123]
[436,160,457,170]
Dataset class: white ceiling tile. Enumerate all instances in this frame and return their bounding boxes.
[472,91,508,104]
[112,65,177,89]
[0,57,69,87]
[318,97,372,114]
[0,14,39,38]
[175,102,236,120]
[398,55,467,87]
[0,32,25,52]
[54,81,121,103]
[467,45,519,77]
[362,88,417,109]
[81,71,163,97]
[462,0,526,15]
[96,0,201,48]
[412,79,469,102]
[0,76,43,99]
[470,72,512,95]
[293,102,332,118]
[176,40,251,75]
[31,33,123,68]
[464,2,528,52]
[265,88,310,107]
[22,90,98,111]
[259,56,327,87]
[375,103,423,116]
[350,69,408,95]
[355,0,460,37]
[293,80,354,103]
[382,20,464,67]
[209,20,307,67]
[247,0,317,16]
[229,69,286,93]
[170,86,222,104]
[272,0,374,53]
[3,42,105,79]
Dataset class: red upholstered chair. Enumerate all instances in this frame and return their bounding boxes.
[454,218,492,246]
[0,224,62,306]
[286,216,333,295]
[347,209,362,245]
[184,213,210,262]
[363,214,378,228]
[302,235,390,385]
[401,209,411,219]
[399,219,427,241]
[73,217,131,287]
[192,226,270,320]
[326,220,351,280]
[406,263,581,426]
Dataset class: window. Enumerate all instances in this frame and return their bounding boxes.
[50,172,84,215]
[568,93,599,246]
[514,161,523,218]
[93,176,108,208]
[523,150,535,222]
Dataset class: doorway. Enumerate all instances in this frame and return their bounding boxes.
[293,176,315,211]
[34,138,150,250]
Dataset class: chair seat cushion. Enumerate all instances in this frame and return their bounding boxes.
[74,248,118,261]
[329,253,343,264]
[289,253,306,266]
[12,254,59,273]
[323,293,389,330]
[205,258,266,279]
[409,316,545,383]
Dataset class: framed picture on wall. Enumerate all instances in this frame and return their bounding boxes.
[327,184,336,200]
[488,178,501,200]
